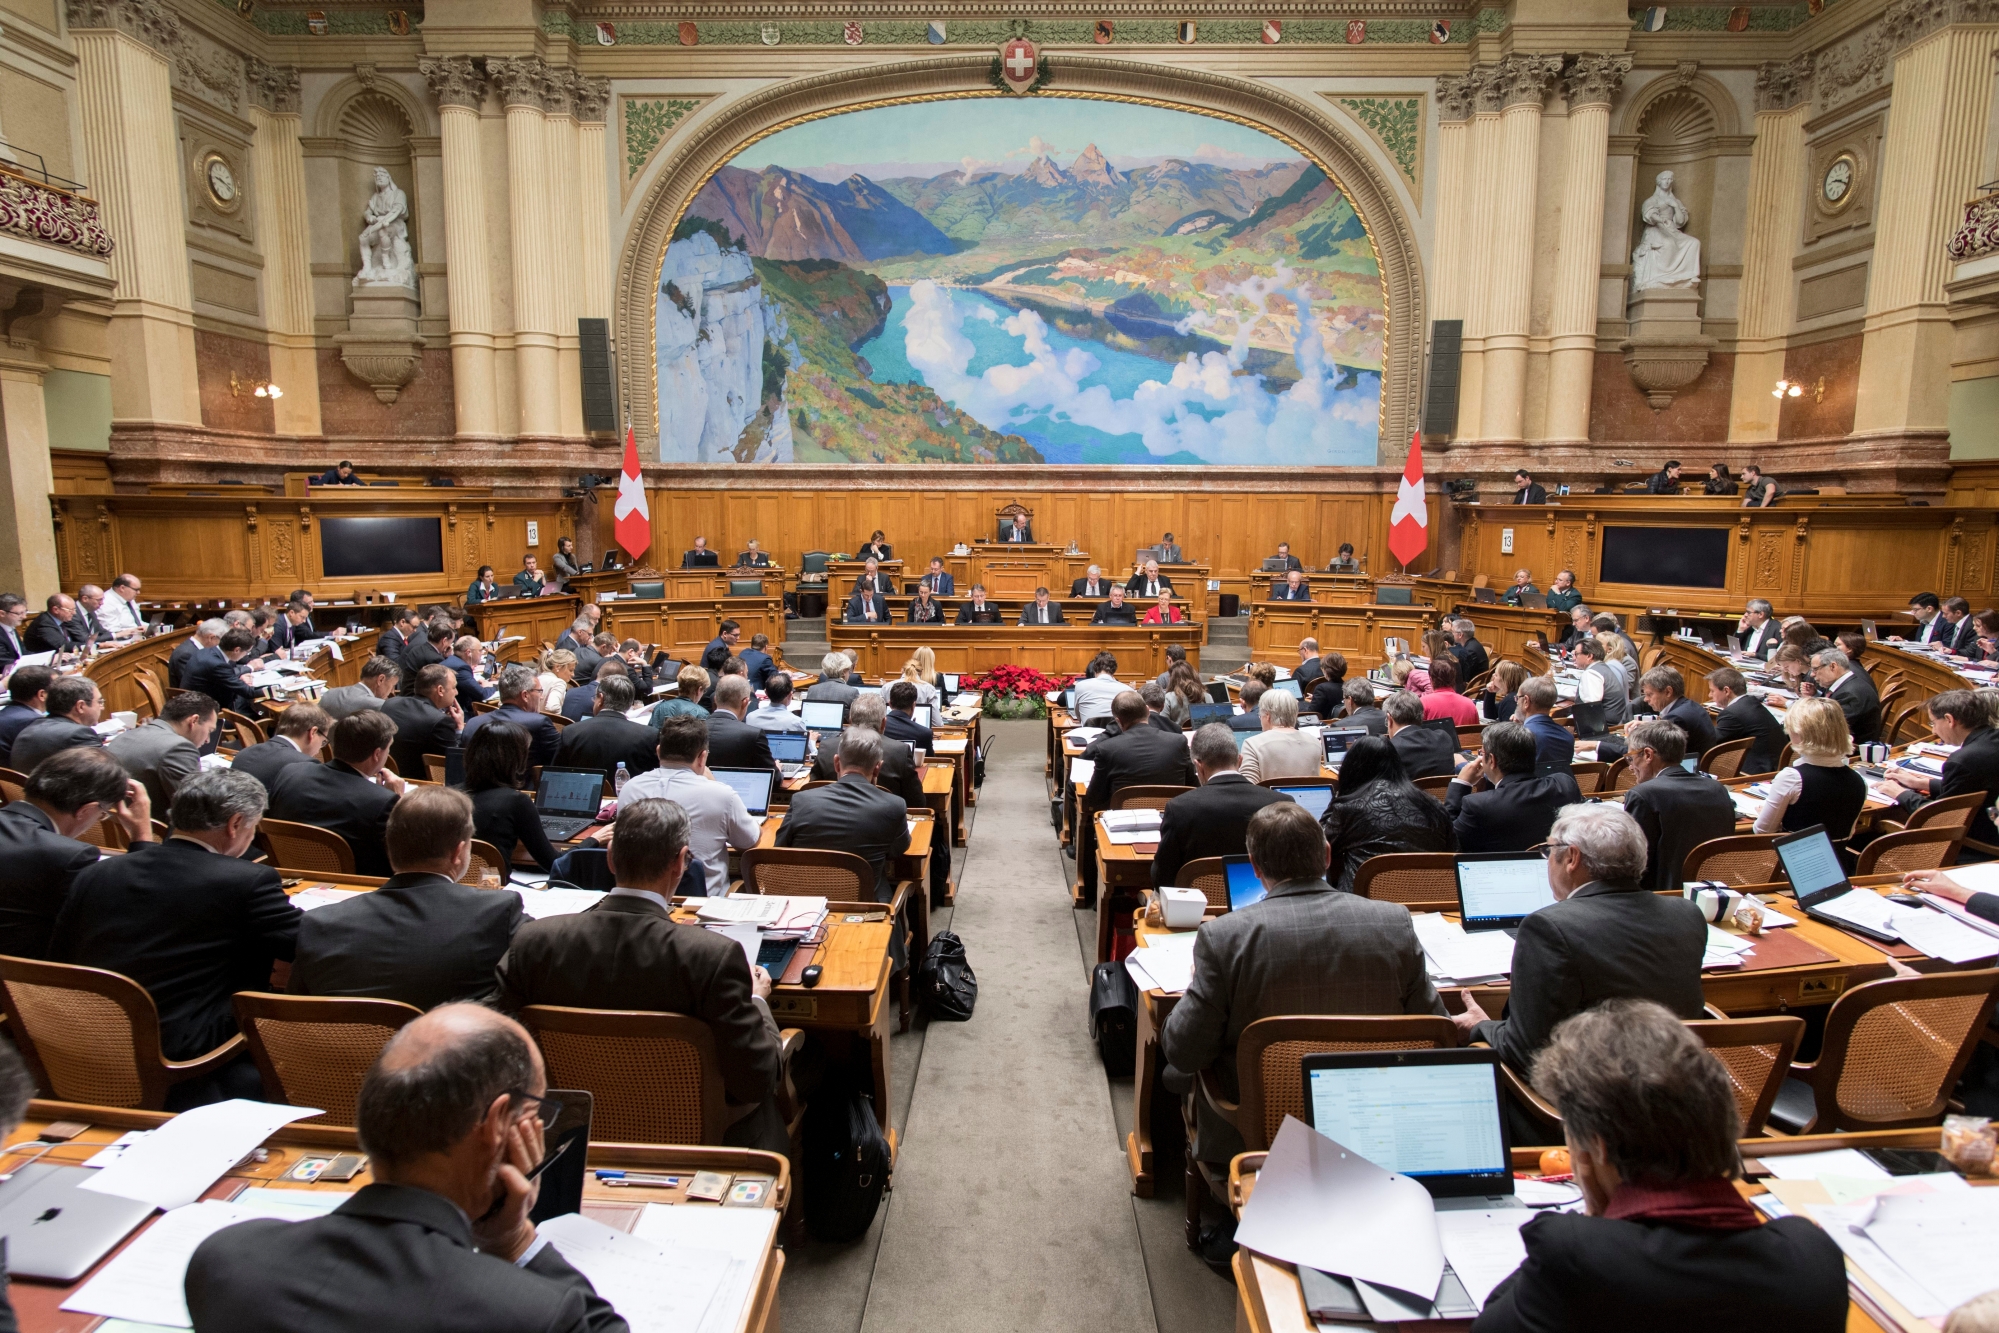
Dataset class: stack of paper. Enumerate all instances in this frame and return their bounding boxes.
[1068,758,1095,786]
[1067,727,1106,745]
[63,1196,334,1326]
[1701,925,1753,971]
[1125,931,1198,994]
[509,886,607,920]
[1809,1187,1999,1320]
[631,1203,779,1333]
[1810,888,1897,936]
[1411,913,1514,982]
[695,896,785,926]
[290,886,365,912]
[80,1100,323,1210]
[1889,905,1999,962]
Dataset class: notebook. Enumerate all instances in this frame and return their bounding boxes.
[1321,727,1369,761]
[711,767,777,816]
[1300,1048,1515,1201]
[1187,702,1234,727]
[535,768,606,841]
[0,1163,155,1280]
[799,700,848,733]
[1274,784,1334,821]
[1780,824,1897,943]
[1223,856,1266,911]
[1455,852,1556,934]
[766,730,810,778]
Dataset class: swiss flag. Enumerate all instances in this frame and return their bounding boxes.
[1387,432,1429,569]
[613,429,651,560]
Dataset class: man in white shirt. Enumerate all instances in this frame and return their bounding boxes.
[96,573,146,638]
[1903,593,1945,646]
[1072,653,1127,724]
[615,715,761,896]
[1735,598,1779,658]
[746,673,808,733]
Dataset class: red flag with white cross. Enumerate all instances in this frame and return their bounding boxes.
[614,429,651,560]
[1388,432,1429,569]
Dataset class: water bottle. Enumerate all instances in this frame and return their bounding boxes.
[613,761,629,796]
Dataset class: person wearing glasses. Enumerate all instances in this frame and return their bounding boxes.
[187,1003,626,1332]
[497,797,787,1152]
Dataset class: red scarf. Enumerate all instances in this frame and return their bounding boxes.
[1602,1179,1761,1231]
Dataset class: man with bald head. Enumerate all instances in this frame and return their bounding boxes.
[186,1004,625,1332]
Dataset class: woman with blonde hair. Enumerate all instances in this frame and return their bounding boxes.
[1752,696,1867,837]
[537,648,577,714]
[1596,632,1633,703]
[911,645,941,687]
[1388,657,1415,689]
[649,663,711,726]
[898,656,940,726]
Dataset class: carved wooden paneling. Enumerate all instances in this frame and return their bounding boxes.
[829,624,1199,677]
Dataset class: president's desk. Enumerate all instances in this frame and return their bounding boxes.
[1245,602,1438,669]
[829,622,1206,678]
[464,593,787,665]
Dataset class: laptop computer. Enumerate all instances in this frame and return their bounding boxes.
[1206,680,1232,704]
[1273,678,1303,700]
[766,730,811,779]
[1274,784,1335,821]
[1300,1048,1515,1202]
[444,745,466,789]
[1415,715,1466,757]
[535,768,606,841]
[941,672,960,701]
[1187,702,1234,727]
[1472,586,1497,604]
[799,700,848,733]
[1321,727,1368,762]
[0,1163,156,1280]
[1778,825,1898,942]
[712,766,777,817]
[1455,851,1556,935]
[1061,688,1078,713]
[1261,556,1289,572]
[1222,856,1266,911]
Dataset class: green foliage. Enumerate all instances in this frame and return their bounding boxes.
[672,215,743,251]
[1335,98,1422,186]
[625,99,702,181]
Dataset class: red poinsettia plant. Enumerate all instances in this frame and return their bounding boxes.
[962,663,1076,718]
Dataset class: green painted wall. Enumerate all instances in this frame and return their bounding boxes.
[43,368,110,452]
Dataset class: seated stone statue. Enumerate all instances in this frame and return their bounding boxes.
[1630,170,1701,292]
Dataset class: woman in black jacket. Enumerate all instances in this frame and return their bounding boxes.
[461,720,598,882]
[1318,736,1456,891]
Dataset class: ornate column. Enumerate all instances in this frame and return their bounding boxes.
[1853,24,1999,442]
[67,0,202,427]
[1728,57,1812,443]
[1455,71,1506,441]
[1429,76,1476,435]
[543,70,585,439]
[491,56,560,440]
[0,349,58,601]
[574,80,614,326]
[1544,54,1631,443]
[1478,54,1564,444]
[420,55,500,440]
[245,61,323,438]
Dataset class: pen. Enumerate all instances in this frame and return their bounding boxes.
[594,1170,680,1184]
[598,1174,681,1188]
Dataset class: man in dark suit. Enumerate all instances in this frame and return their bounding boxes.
[1515,677,1575,771]
[186,1004,627,1332]
[851,559,895,598]
[1644,459,1683,494]
[1809,648,1881,743]
[382,664,464,779]
[1384,690,1457,778]
[777,727,912,908]
[291,788,524,1010]
[1080,691,1198,902]
[1333,678,1389,737]
[1639,664,1720,757]
[1735,598,1781,658]
[1125,559,1173,599]
[806,694,924,807]
[0,594,27,669]
[376,606,419,667]
[907,586,946,624]
[183,628,260,715]
[463,665,558,764]
[68,584,113,647]
[704,676,776,774]
[1229,680,1268,733]
[1884,688,1999,850]
[697,623,742,686]
[681,536,721,567]
[1619,719,1737,892]
[0,749,150,959]
[919,557,956,596]
[1090,586,1138,625]
[1266,542,1303,572]
[168,619,222,689]
[314,459,364,485]
[845,582,889,624]
[1019,587,1066,625]
[231,703,330,793]
[1512,468,1548,504]
[1270,569,1312,601]
[0,664,51,768]
[1705,667,1784,775]
[1445,722,1582,853]
[1152,724,1290,889]
[9,675,107,775]
[1162,802,1445,1172]
[397,620,451,694]
[441,635,498,714]
[1070,565,1110,598]
[955,585,1003,624]
[23,593,77,654]
[268,711,405,878]
[1941,596,1979,655]
[554,674,659,783]
[1456,803,1706,1087]
[883,681,935,753]
[1001,513,1032,543]
[265,600,315,657]
[53,769,296,1103]
[1448,618,1491,684]
[741,634,776,694]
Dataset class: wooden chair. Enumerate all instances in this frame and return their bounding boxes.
[519,1005,805,1146]
[255,817,357,875]
[1686,1015,1807,1136]
[1184,1015,1457,1245]
[1111,785,1191,811]
[221,710,267,747]
[1775,741,1795,772]
[1767,970,1999,1133]
[233,992,422,1125]
[132,667,166,719]
[1351,852,1459,913]
[0,769,25,803]
[459,840,506,885]
[1887,703,1934,746]
[1698,736,1754,779]
[1682,834,1781,887]
[0,956,245,1109]
[1412,773,1455,798]
[1874,687,1907,740]
[1640,645,1668,673]
[424,753,449,784]
[740,847,874,899]
[1566,760,1609,795]
[77,816,130,851]
[1870,790,1986,839]
[1173,856,1233,912]
[1852,826,1965,876]
[1603,756,1638,792]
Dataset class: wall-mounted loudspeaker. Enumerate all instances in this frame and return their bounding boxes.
[579,318,619,435]
[1421,319,1462,439]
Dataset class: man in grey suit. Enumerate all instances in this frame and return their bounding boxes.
[777,728,911,904]
[9,676,106,776]
[320,655,399,720]
[108,690,217,809]
[1018,587,1066,625]
[230,704,330,792]
[1620,719,1736,892]
[1162,801,1445,1172]
[806,694,923,808]
[803,652,860,706]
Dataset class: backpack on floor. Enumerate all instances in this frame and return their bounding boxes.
[1090,960,1139,1076]
[918,931,978,1021]
[802,1066,890,1242]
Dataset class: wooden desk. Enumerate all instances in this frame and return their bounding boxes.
[829,623,1204,677]
[1461,604,1567,663]
[1246,603,1437,670]
[942,544,1076,599]
[0,1102,786,1333]
[598,595,787,661]
[81,627,195,716]
[465,593,583,652]
[1248,572,1374,605]
[607,568,789,600]
[852,593,1201,627]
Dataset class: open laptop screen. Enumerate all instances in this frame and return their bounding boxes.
[1206,681,1232,704]
[799,700,847,731]
[1272,678,1304,700]
[766,731,809,765]
[1223,857,1266,911]
[1776,825,1846,900]
[1187,702,1234,727]
[536,768,604,818]
[712,767,776,816]
[1321,728,1368,761]
[1302,1050,1510,1195]
[1275,785,1333,821]
[1456,853,1556,930]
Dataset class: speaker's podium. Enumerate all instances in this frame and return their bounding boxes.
[961,541,1071,597]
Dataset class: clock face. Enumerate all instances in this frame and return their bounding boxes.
[1822,155,1855,207]
[204,157,237,205]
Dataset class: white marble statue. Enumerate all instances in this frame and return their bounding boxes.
[355,166,415,287]
[1630,170,1702,292]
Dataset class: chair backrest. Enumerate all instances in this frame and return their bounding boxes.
[460,840,506,885]
[740,847,871,898]
[519,1005,728,1143]
[1682,834,1781,887]
[1351,852,1459,912]
[0,774,20,803]
[222,710,267,747]
[1854,825,1966,876]
[1567,761,1609,795]
[1175,856,1233,911]
[256,817,357,875]
[1798,970,1999,1131]
[1235,1015,1459,1151]
[1698,736,1753,778]
[1775,741,1795,772]
[0,956,169,1108]
[1412,774,1455,797]
[424,753,448,784]
[77,815,129,850]
[1887,703,1933,746]
[1640,645,1668,673]
[232,992,421,1126]
[133,667,166,719]
[1604,756,1637,792]
[1111,785,1190,811]
[1902,790,1987,833]
[550,845,614,889]
[1684,1015,1805,1136]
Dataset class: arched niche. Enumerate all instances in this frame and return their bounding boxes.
[1621,75,1737,317]
[614,54,1425,469]
[311,81,427,284]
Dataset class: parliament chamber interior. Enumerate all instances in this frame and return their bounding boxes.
[1,0,1999,1329]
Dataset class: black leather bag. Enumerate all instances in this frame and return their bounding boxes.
[802,1066,890,1242]
[918,931,978,1021]
[1089,960,1139,1075]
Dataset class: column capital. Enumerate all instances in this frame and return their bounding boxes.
[64,0,182,54]
[246,58,301,115]
[419,55,489,111]
[1562,53,1632,109]
[1755,53,1815,112]
[574,76,611,125]
[1479,54,1564,112]
[1436,73,1480,123]
[542,67,578,119]
[488,55,550,111]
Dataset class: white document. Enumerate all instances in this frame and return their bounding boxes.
[198,752,233,772]
[508,886,607,920]
[83,1130,152,1168]
[80,1100,323,1210]
[1728,791,1764,820]
[1068,758,1095,786]
[1434,1209,1534,1311]
[62,1197,326,1326]
[326,640,344,662]
[1938,862,1999,895]
[1412,915,1514,981]
[1920,892,1999,940]
[710,922,762,975]
[539,1211,730,1333]
[1808,888,1897,936]
[232,1187,351,1213]
[289,887,365,912]
[630,1204,779,1333]
[696,896,784,926]
[1887,906,1999,963]
[1233,1117,1446,1303]
[1104,828,1162,846]
[1066,726,1106,745]
[1100,809,1163,831]
[1127,946,1192,994]
[1853,1189,1999,1315]
[1760,1148,1891,1182]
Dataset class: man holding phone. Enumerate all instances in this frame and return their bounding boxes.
[187,1003,627,1331]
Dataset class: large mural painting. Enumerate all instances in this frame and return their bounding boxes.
[656,95,1386,465]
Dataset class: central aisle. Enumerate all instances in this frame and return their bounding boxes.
[857,721,1159,1333]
